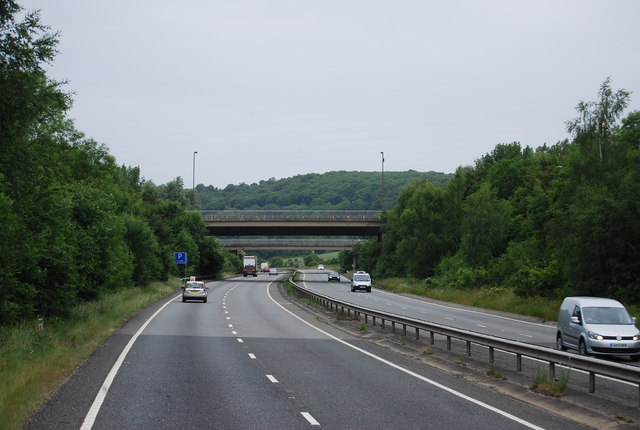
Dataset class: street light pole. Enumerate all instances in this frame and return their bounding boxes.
[380,151,385,212]
[192,151,198,208]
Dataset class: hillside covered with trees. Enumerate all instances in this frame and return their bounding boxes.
[352,78,640,303]
[195,170,452,210]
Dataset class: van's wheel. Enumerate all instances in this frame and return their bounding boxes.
[579,339,589,356]
[556,334,566,351]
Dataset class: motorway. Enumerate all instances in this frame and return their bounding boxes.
[25,274,590,429]
[299,271,558,349]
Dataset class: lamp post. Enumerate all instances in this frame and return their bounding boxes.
[380,151,385,212]
[192,151,198,208]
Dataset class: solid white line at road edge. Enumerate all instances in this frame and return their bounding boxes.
[266,282,545,430]
[80,294,180,430]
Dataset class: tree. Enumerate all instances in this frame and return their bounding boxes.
[460,183,512,268]
[303,253,321,267]
[566,77,630,162]
[382,180,454,277]
[123,214,162,286]
[0,3,231,325]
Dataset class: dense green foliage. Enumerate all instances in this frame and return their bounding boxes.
[356,79,640,302]
[196,171,452,210]
[0,3,229,325]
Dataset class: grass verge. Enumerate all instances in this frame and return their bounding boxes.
[0,280,176,430]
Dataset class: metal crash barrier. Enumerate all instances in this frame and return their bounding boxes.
[289,271,640,406]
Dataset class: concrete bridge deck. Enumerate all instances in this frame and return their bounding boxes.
[199,210,383,237]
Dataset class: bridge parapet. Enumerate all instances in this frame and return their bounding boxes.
[196,210,381,220]
[199,210,383,238]
[220,238,367,250]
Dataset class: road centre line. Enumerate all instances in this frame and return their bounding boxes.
[267,282,545,430]
[301,412,320,426]
[266,374,279,383]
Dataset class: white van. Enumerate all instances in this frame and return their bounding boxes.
[556,297,640,361]
[351,271,372,293]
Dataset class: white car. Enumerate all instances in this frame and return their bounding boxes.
[317,264,325,271]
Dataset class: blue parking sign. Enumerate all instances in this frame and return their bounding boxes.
[174,252,187,264]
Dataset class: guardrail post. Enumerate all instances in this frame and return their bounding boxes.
[381,318,385,329]
[391,321,396,333]
[549,362,555,380]
[365,314,368,324]
[403,324,407,336]
[446,336,451,350]
[589,372,596,393]
[466,341,471,357]
[372,316,376,326]
[415,328,420,340]
[430,331,435,345]
[489,347,494,363]
[516,354,522,371]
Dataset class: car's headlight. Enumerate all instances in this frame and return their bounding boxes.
[633,334,640,341]
[588,331,604,340]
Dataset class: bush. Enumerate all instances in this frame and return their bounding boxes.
[510,261,562,298]
[433,254,488,288]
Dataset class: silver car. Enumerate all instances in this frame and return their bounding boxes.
[182,281,208,303]
[557,297,640,360]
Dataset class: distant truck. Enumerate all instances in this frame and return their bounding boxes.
[243,256,258,277]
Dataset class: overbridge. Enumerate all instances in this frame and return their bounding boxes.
[198,210,383,250]
[218,238,367,251]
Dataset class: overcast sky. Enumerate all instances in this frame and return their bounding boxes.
[20,0,640,188]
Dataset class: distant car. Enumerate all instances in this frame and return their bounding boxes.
[328,271,340,282]
[351,271,372,292]
[269,268,278,275]
[317,264,325,271]
[182,281,208,303]
[261,267,270,273]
